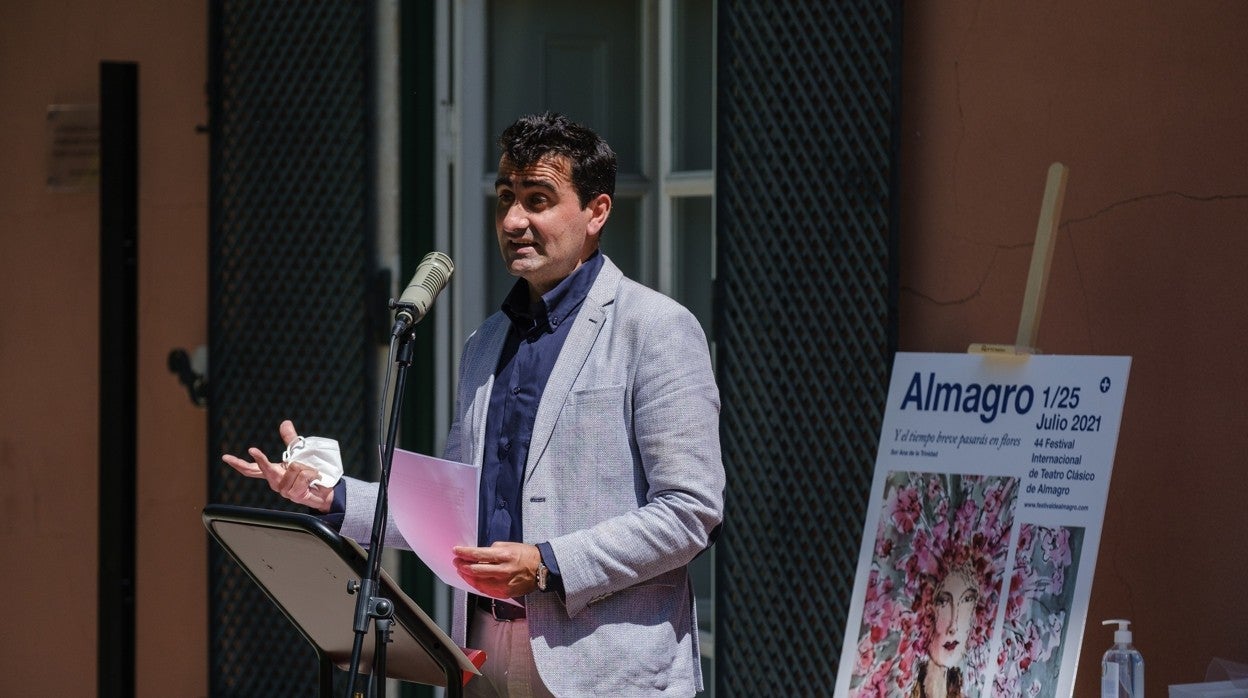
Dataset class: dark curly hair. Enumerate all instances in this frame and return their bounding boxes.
[497,112,617,208]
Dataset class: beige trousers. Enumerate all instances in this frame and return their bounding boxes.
[465,607,557,698]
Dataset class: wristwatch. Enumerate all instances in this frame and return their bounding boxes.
[535,561,550,592]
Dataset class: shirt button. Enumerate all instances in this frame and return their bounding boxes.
[550,317,559,328]
[512,386,521,395]
[502,442,511,452]
[497,498,506,509]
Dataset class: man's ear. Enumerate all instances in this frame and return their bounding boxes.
[585,193,612,237]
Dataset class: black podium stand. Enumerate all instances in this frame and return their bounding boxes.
[203,504,481,697]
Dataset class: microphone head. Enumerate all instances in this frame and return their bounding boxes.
[411,251,454,298]
[393,252,454,334]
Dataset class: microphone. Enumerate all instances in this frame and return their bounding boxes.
[391,251,454,337]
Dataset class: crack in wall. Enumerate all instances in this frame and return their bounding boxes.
[907,190,1248,309]
[1062,190,1248,228]
[902,247,995,306]
[1059,190,1248,352]
[902,239,1032,307]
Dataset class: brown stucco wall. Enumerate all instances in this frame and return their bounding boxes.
[3,1,1244,695]
[0,2,208,695]
[901,2,1248,693]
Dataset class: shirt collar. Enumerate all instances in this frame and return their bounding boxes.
[501,250,604,336]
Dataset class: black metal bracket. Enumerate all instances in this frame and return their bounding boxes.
[167,347,208,407]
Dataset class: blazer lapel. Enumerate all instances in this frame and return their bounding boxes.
[462,313,510,467]
[524,257,622,482]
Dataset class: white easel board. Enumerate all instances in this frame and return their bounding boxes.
[835,352,1130,697]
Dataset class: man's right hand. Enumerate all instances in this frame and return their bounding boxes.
[221,419,334,513]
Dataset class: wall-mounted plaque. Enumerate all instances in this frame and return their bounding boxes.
[46,104,99,192]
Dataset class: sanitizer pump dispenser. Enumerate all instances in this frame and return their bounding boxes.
[1101,619,1144,698]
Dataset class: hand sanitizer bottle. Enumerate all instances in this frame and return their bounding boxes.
[1101,619,1144,698]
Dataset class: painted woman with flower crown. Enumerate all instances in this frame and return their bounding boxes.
[849,472,1018,697]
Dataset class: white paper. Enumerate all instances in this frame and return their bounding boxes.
[386,448,517,605]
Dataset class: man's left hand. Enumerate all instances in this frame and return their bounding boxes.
[451,542,542,598]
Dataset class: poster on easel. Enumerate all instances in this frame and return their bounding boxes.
[834,352,1131,698]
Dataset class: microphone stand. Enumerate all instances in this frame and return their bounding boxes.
[342,308,447,698]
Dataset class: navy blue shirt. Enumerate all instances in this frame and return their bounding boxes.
[327,253,603,593]
[480,253,604,591]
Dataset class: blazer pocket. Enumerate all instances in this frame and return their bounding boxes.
[568,384,625,406]
[554,385,632,481]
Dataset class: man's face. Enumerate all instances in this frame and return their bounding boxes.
[495,154,610,298]
[927,569,978,669]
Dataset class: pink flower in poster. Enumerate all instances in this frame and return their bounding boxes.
[953,497,978,540]
[930,504,950,546]
[855,635,876,677]
[863,575,896,644]
[909,529,939,578]
[982,478,1012,531]
[1016,523,1034,554]
[876,536,894,559]
[856,656,896,698]
[1045,565,1066,596]
[1040,526,1072,567]
[890,484,922,534]
[1005,569,1027,622]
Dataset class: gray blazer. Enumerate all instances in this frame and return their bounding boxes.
[342,256,725,696]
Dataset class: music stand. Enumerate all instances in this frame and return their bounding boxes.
[203,504,482,697]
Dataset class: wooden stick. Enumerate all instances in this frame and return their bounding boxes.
[1015,162,1069,349]
[968,162,1069,356]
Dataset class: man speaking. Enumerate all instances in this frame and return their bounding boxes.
[225,112,724,696]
